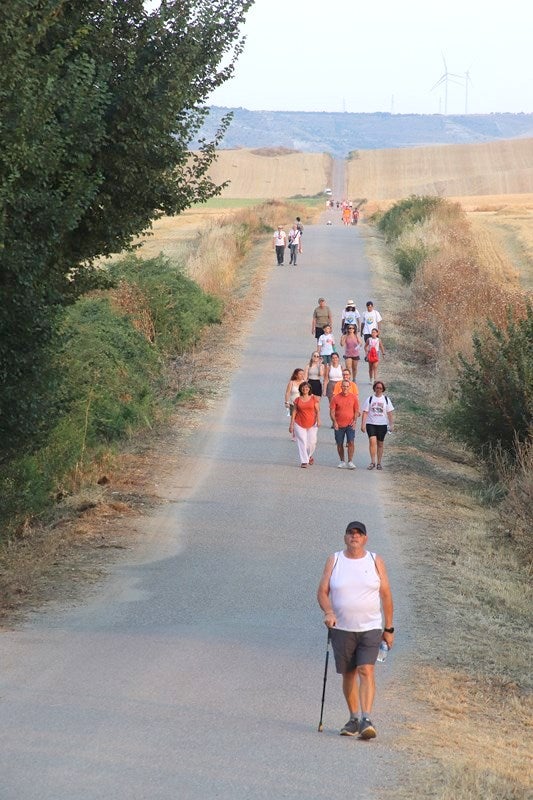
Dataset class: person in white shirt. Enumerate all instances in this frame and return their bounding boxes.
[361,381,395,470]
[361,301,382,343]
[340,300,361,334]
[288,225,301,265]
[272,225,287,265]
[317,324,335,366]
[317,520,394,739]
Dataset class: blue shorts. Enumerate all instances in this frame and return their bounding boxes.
[321,354,333,365]
[334,425,355,445]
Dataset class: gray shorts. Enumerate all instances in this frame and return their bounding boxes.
[330,628,382,672]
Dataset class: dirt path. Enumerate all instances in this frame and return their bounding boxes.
[1,219,422,798]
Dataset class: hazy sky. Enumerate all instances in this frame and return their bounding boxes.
[209,0,533,115]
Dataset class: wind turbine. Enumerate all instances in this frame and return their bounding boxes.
[431,53,463,115]
[464,67,473,114]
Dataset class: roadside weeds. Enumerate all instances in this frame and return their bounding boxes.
[360,223,532,799]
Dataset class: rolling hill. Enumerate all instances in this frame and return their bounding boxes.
[197,107,533,158]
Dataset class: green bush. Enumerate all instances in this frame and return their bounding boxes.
[59,296,161,444]
[108,255,222,354]
[377,195,442,243]
[0,252,226,539]
[444,306,533,461]
[394,244,428,283]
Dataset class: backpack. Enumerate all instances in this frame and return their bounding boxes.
[368,346,379,363]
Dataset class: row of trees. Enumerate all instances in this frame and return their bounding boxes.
[0,0,253,458]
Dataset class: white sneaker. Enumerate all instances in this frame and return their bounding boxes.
[337,462,346,469]
[347,462,356,470]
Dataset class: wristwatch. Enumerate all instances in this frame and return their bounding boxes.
[384,626,395,633]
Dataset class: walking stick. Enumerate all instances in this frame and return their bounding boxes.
[318,629,331,732]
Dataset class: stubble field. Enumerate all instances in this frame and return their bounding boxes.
[205,147,332,198]
[346,137,533,200]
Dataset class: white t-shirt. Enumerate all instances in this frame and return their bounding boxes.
[273,230,286,246]
[362,309,382,335]
[362,394,394,425]
[341,308,360,326]
[288,228,301,245]
[318,333,335,355]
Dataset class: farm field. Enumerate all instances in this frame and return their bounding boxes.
[206,147,332,198]
[344,139,533,291]
[466,200,533,291]
[138,140,533,293]
[346,137,533,200]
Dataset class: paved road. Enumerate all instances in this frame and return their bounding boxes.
[1,215,417,799]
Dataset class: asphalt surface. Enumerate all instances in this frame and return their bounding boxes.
[1,210,418,799]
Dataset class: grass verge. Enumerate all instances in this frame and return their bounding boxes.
[359,220,532,799]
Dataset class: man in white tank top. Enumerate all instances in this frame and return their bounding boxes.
[317,521,394,739]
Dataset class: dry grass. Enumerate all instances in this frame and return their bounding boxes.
[391,200,529,386]
[347,138,533,200]
[136,199,322,295]
[467,204,533,292]
[205,148,332,198]
[134,207,239,262]
[111,280,156,342]
[359,222,532,799]
[492,439,533,567]
[406,667,532,798]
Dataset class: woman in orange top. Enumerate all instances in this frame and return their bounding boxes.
[289,381,321,468]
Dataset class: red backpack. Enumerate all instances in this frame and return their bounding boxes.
[368,345,379,363]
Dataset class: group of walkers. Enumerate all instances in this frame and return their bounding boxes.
[272,217,304,266]
[304,301,396,739]
[325,199,360,225]
[284,297,394,469]
[276,230,396,742]
[285,301,397,740]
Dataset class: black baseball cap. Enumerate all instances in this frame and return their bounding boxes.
[345,521,367,535]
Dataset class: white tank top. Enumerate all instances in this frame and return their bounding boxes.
[289,382,300,403]
[329,550,382,632]
[328,364,343,382]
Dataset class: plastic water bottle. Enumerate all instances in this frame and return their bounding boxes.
[376,642,389,663]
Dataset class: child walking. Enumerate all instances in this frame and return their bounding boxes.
[365,328,385,383]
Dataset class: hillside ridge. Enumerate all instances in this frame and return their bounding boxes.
[196,107,533,157]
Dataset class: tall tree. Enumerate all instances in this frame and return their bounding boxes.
[0,0,252,456]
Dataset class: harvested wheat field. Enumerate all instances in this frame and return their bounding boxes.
[347,137,533,200]
[206,147,332,198]
[462,197,533,292]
